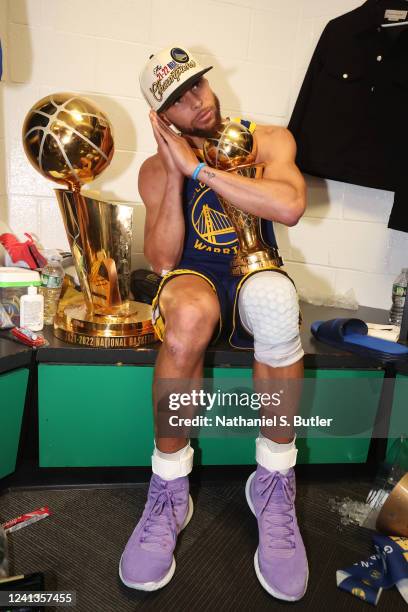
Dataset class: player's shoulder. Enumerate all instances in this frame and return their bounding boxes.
[254,124,296,161]
[255,123,293,143]
[138,154,167,204]
[139,153,166,181]
[138,154,166,187]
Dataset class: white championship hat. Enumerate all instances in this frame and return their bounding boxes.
[139,46,213,113]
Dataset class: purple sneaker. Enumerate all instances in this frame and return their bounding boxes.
[245,465,308,601]
[119,474,193,591]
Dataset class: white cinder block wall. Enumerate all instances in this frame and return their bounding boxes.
[0,0,7,235]
[1,0,407,310]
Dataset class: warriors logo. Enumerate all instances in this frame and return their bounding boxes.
[170,48,189,63]
[191,187,238,247]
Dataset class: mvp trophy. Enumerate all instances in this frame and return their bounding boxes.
[22,93,155,348]
[203,121,282,276]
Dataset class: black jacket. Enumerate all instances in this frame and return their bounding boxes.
[288,0,408,232]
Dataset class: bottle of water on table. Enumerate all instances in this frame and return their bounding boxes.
[389,268,408,326]
[39,254,65,325]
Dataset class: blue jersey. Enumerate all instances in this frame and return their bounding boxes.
[178,118,279,275]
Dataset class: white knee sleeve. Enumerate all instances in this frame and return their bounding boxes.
[238,271,304,367]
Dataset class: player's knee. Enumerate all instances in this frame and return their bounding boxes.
[238,271,304,368]
[177,299,218,336]
[163,327,209,365]
[164,301,218,361]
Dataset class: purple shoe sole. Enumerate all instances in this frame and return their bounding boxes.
[245,472,309,602]
[118,494,194,591]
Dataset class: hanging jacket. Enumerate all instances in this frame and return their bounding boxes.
[288,0,408,232]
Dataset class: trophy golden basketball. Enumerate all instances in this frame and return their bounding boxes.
[22,93,155,347]
[203,121,282,276]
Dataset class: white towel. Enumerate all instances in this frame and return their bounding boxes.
[366,322,400,342]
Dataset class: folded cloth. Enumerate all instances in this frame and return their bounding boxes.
[336,533,408,606]
[367,323,400,343]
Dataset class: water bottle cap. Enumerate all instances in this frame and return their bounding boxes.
[27,285,37,295]
[45,249,63,262]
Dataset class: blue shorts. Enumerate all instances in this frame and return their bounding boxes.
[151,261,295,350]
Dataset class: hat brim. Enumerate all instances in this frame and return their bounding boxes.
[157,66,213,113]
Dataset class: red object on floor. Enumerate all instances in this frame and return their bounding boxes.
[0,232,47,269]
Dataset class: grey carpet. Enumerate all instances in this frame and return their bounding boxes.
[1,475,406,611]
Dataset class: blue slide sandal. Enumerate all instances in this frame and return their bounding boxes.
[311,318,408,363]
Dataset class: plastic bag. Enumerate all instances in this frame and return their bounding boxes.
[298,288,359,310]
[0,302,14,329]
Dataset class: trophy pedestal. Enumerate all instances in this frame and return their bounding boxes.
[53,283,156,348]
[230,248,283,276]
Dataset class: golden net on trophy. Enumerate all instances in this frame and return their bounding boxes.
[203,121,282,276]
[22,93,156,347]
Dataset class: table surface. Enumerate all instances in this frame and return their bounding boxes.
[1,301,403,372]
[0,333,33,374]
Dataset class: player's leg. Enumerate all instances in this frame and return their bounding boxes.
[238,270,308,601]
[154,273,221,453]
[119,274,220,591]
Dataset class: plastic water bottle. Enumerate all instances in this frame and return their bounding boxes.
[39,254,65,325]
[389,268,408,326]
[0,525,8,578]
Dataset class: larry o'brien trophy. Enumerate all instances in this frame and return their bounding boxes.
[22,93,155,347]
[203,121,282,276]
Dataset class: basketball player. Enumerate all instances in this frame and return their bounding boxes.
[119,46,308,602]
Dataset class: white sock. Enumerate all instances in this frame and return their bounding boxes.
[152,441,194,480]
[256,433,297,474]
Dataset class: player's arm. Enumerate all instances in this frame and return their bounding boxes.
[196,127,306,226]
[153,112,306,227]
[139,156,185,275]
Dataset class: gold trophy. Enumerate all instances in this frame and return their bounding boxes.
[203,121,282,276]
[22,93,155,347]
[376,472,408,536]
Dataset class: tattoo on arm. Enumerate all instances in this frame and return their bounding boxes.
[203,169,216,180]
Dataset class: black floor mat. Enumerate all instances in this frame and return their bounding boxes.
[1,476,406,611]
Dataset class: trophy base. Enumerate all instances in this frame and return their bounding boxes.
[53,284,157,348]
[231,249,283,276]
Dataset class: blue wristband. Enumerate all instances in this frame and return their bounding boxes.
[192,162,206,180]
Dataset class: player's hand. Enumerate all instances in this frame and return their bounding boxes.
[151,111,198,177]
[150,111,182,177]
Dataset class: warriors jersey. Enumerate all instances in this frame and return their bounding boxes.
[178,118,279,274]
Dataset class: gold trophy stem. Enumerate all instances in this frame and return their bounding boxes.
[53,189,156,347]
[221,164,282,276]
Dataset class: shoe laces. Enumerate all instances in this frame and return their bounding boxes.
[257,471,296,553]
[139,480,182,552]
